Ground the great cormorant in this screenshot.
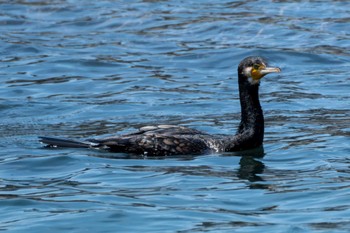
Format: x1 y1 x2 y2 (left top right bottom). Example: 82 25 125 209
39 56 281 156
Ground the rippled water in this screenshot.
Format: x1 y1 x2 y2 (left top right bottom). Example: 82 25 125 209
1 0 350 232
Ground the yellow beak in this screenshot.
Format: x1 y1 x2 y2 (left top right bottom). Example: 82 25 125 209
252 66 281 80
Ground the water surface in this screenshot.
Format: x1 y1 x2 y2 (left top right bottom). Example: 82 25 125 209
0 0 350 232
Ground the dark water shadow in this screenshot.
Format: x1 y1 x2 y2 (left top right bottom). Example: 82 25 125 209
222 147 266 185
39 144 267 190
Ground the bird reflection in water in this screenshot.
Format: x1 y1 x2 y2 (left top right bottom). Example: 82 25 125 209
235 147 266 184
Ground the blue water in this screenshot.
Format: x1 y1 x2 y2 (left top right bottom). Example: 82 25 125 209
1 0 350 232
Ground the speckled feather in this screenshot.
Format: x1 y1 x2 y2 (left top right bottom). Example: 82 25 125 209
88 125 226 156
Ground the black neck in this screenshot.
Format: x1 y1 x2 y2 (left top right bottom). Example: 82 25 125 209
238 79 264 140
226 75 264 151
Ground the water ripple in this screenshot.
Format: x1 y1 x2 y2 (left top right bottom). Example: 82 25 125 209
1 0 350 232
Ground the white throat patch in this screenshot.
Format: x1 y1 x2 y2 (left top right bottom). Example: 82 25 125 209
242 67 252 77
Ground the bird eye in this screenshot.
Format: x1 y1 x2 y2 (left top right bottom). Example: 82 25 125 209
253 64 260 70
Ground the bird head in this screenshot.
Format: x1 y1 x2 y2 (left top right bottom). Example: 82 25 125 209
238 56 281 85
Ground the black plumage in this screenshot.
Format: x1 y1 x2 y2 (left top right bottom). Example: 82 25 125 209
39 56 281 156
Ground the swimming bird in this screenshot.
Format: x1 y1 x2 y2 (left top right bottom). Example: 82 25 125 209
39 56 281 156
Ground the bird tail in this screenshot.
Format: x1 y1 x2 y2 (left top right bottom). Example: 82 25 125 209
39 136 98 148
